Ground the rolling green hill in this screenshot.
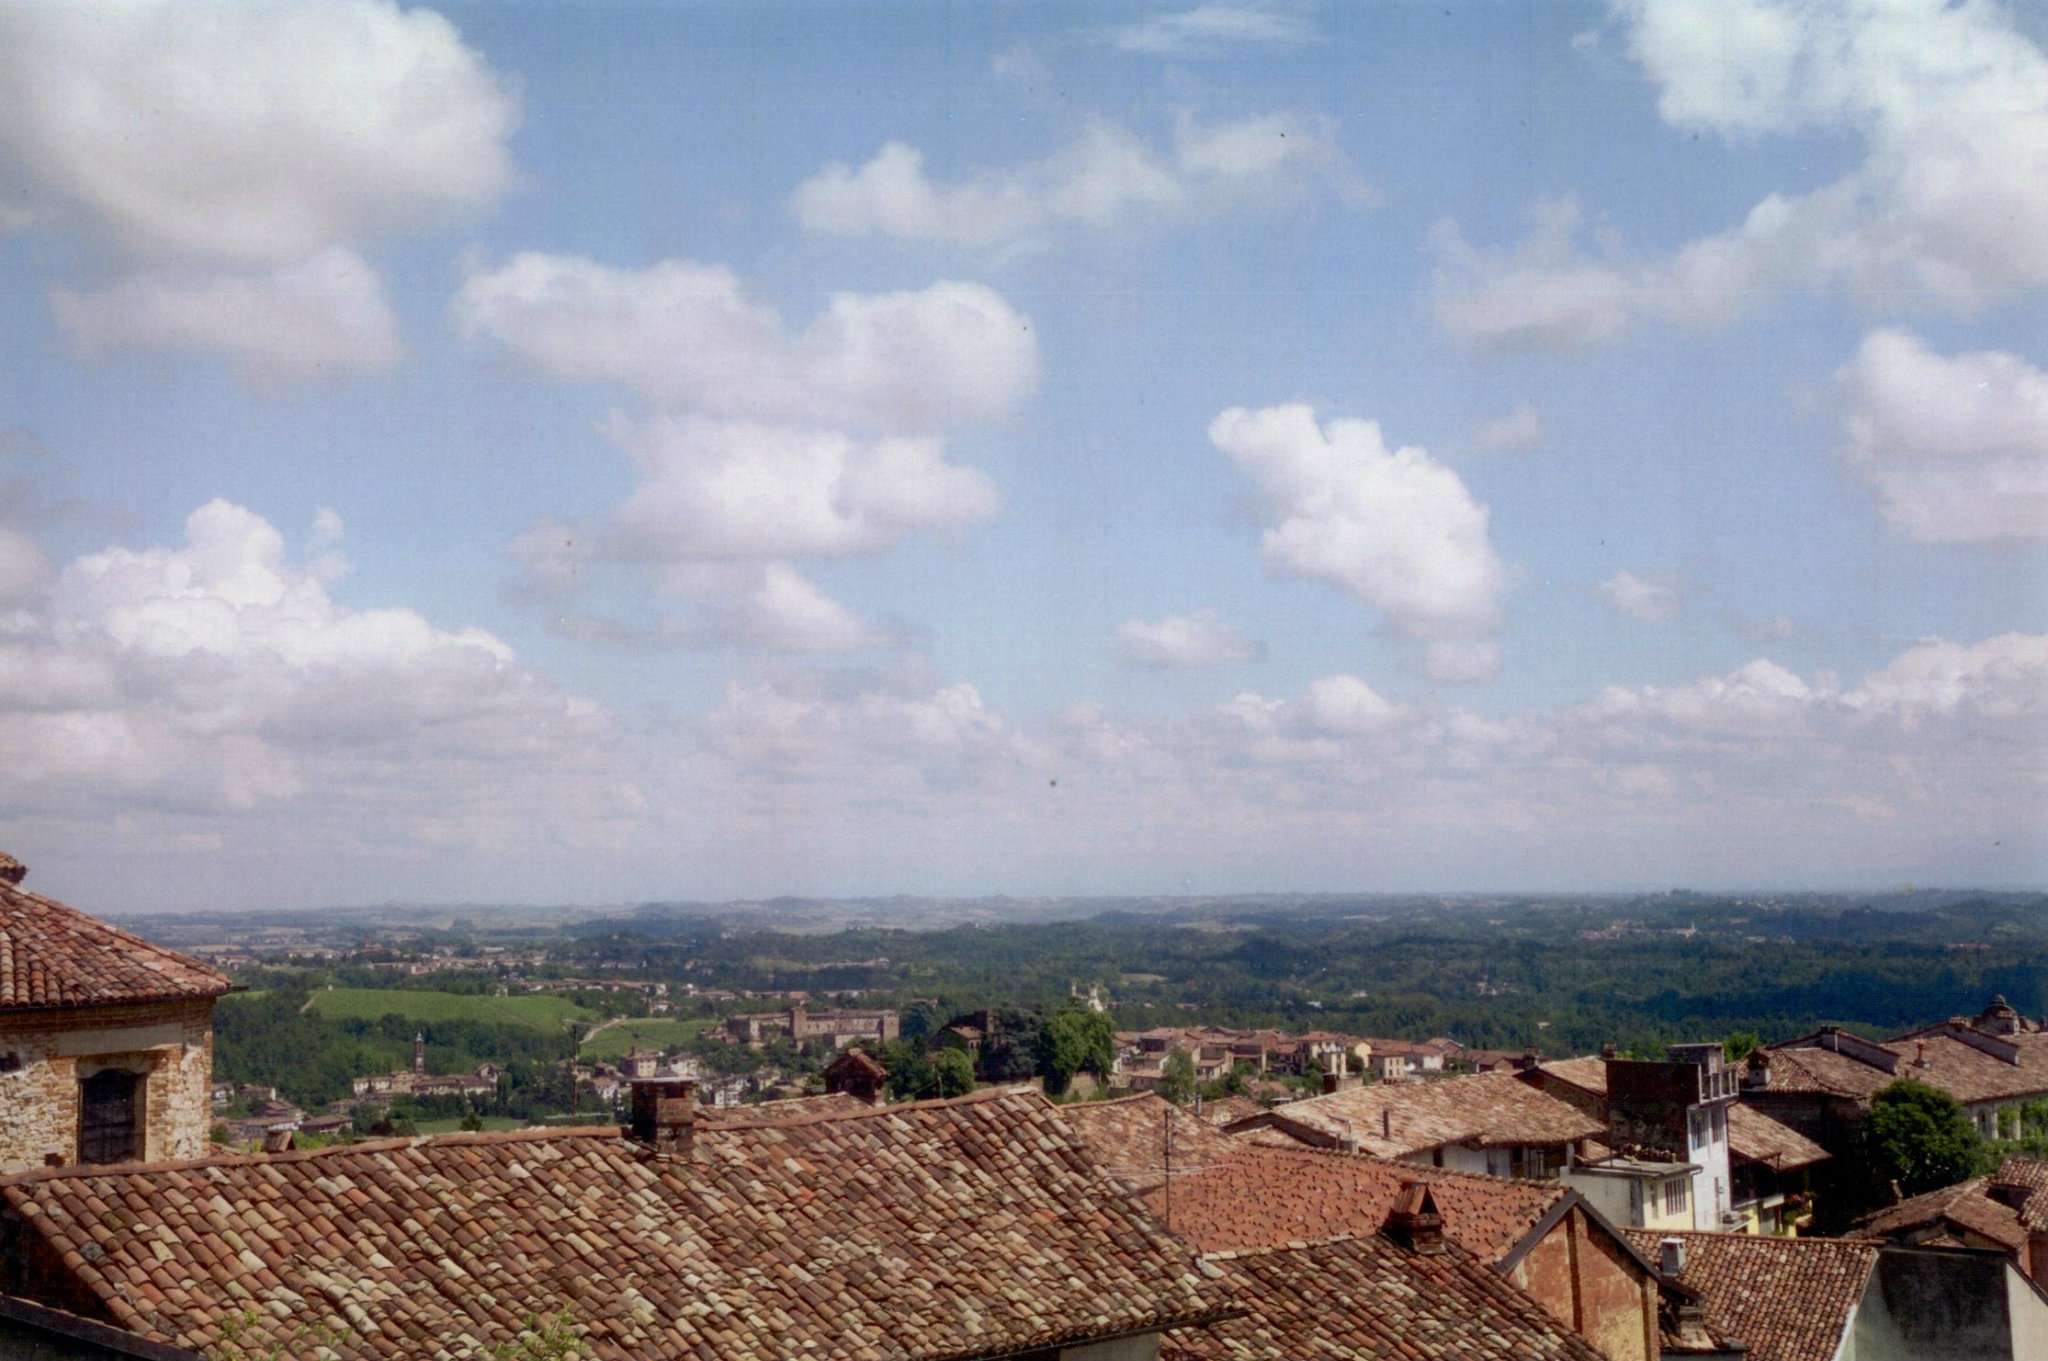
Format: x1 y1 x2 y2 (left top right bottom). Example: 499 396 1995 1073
578 1017 716 1060
305 987 595 1032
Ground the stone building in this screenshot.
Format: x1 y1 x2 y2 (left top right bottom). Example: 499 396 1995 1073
0 856 231 1173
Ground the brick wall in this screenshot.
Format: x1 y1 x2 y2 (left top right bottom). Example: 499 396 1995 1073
0 998 216 1174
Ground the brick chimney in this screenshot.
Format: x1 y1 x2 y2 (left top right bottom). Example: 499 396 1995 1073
0 852 24 885
1385 1183 1444 1255
1600 1041 1617 1060
262 1129 295 1154
1381 1107 1393 1140
628 1078 696 1158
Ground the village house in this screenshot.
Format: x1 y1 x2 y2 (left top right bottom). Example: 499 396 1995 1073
1225 1070 1603 1179
1140 1139 1685 1361
1745 997 2048 1153
1630 1228 2048 1361
0 856 232 1174
1364 1037 1450 1082
1566 1044 1742 1233
0 1083 1231 1361
1528 1050 1831 1236
821 1046 888 1106
1850 1154 2048 1288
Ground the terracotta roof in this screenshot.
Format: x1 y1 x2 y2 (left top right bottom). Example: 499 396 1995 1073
1851 1177 2028 1254
0 874 230 1012
1162 1232 1606 1361
1230 1071 1600 1158
1138 1140 1567 1263
1726 1103 1830 1170
1536 1055 1610 1096
1 1091 1230 1361
1200 1095 1266 1126
1753 1043 1896 1099
1994 1155 2048 1231
1623 1229 1877 1361
1057 1093 1240 1193
1762 1026 2048 1108
824 1047 887 1078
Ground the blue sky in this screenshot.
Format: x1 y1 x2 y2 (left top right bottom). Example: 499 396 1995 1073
0 1 2042 910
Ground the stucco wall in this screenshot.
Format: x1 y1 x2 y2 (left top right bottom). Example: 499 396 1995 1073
1506 1206 1654 1361
0 998 216 1173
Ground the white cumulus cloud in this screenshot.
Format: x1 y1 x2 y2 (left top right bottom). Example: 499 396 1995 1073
1599 570 1680 623
1209 404 1507 680
791 113 1367 247
1837 328 2048 543
0 0 518 378
1433 0 2048 350
1116 611 1262 667
456 254 1038 432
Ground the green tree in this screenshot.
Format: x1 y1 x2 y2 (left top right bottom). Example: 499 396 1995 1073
1723 1031 1763 1063
1159 1050 1197 1106
1037 1006 1114 1096
460 1109 485 1132
1859 1078 1984 1200
929 1048 976 1098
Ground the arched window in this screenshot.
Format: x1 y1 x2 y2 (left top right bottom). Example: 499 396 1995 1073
78 1068 144 1165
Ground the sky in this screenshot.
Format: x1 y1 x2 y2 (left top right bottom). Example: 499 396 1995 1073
0 0 2043 912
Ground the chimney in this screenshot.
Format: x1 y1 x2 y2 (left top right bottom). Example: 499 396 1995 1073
0 853 23 885
1600 1041 1617 1060
1381 1107 1393 1140
628 1078 696 1158
1915 1040 1930 1069
1385 1183 1445 1255
413 1032 426 1075
1659 1236 1687 1277
263 1129 295 1154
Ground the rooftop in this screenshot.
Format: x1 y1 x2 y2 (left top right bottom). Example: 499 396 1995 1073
0 861 231 1012
1136 1140 1568 1263
1056 1092 1239 1193
1623 1229 1878 1361
1850 1177 2027 1255
0 1090 1229 1361
1230 1071 1600 1158
1725 1103 1830 1171
1162 1231 1606 1361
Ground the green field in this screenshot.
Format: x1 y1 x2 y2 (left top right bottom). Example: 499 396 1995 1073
305 987 595 1031
410 1115 528 1135
578 1017 716 1060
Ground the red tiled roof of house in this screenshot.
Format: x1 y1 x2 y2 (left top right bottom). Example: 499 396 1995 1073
823 1047 888 1078
0 872 230 1012
1200 1095 1266 1126
1850 1177 2028 1254
1137 1140 1567 1262
1230 1071 1601 1159
1726 1103 1830 1171
1623 1229 1878 1361
1994 1155 2048 1231
1536 1055 1610 1096
1058 1093 1240 1193
0 1090 1230 1361
1162 1232 1606 1361
1753 1043 1897 1099
1762 1024 2048 1108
